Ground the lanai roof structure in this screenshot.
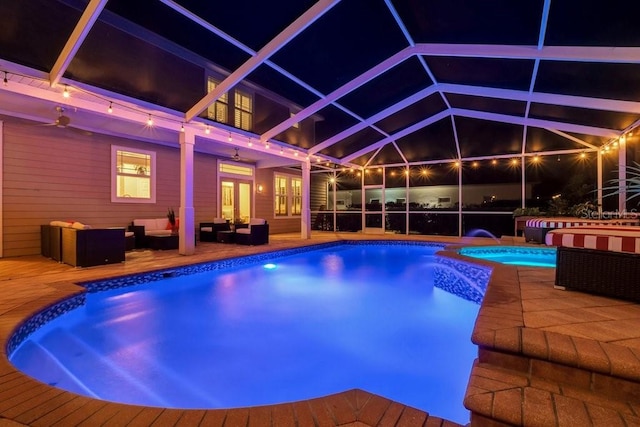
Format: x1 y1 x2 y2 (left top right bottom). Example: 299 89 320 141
1 0 640 173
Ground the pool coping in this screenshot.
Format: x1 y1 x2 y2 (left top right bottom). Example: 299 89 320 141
446 248 640 426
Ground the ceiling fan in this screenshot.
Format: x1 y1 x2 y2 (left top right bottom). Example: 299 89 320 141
41 106 72 128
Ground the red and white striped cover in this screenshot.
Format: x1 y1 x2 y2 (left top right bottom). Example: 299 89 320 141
545 226 640 254
525 217 640 229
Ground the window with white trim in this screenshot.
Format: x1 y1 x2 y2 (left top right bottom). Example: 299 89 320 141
234 89 253 131
207 77 228 123
275 175 288 216
111 145 156 203
274 174 302 217
292 177 302 215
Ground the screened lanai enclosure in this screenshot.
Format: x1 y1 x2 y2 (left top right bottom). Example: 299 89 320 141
2 0 640 240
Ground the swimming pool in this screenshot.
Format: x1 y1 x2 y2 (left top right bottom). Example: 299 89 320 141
460 245 557 267
9 242 490 425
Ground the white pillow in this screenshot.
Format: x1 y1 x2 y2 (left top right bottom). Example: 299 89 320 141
236 228 250 234
201 226 213 232
249 218 265 226
50 220 73 227
156 218 171 230
72 222 91 230
213 218 227 224
133 219 157 230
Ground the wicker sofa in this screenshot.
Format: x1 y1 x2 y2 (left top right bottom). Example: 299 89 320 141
547 226 640 302
129 217 175 248
41 222 127 267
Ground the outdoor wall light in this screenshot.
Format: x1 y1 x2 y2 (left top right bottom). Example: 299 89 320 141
257 184 263 193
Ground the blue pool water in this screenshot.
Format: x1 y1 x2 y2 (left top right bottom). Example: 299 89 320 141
10 243 487 424
460 246 557 267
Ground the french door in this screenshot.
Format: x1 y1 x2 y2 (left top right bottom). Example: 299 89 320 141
220 179 252 224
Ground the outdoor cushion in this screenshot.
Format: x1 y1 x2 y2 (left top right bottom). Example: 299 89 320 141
546 226 640 254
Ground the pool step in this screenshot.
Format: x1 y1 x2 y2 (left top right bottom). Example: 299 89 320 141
465 358 640 426
35 328 218 407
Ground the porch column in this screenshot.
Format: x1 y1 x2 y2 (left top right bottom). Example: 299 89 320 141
597 150 603 217
618 136 627 213
179 129 195 255
301 159 311 239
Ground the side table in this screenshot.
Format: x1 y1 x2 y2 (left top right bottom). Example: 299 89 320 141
217 230 235 243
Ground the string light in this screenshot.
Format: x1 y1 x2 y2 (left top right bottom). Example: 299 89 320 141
147 115 153 126
247 139 253 147
491 159 497 166
265 142 270 149
180 123 185 133
62 85 70 98
107 102 113 114
228 133 232 142
3 71 7 86
280 147 284 154
205 125 210 134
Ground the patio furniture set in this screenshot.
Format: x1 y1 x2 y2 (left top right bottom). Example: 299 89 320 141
41 217 269 268
199 218 269 246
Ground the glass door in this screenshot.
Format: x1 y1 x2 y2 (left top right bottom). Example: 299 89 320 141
220 179 252 225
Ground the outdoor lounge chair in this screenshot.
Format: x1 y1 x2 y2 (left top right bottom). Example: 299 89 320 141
235 218 269 245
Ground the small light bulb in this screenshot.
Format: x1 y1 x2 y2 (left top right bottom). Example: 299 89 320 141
3 72 8 86
147 115 153 126
180 123 185 133
205 126 210 134
107 102 113 114
63 85 70 98
265 143 270 149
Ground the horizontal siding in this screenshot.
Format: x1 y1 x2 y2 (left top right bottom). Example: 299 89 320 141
255 168 301 235
1 121 221 257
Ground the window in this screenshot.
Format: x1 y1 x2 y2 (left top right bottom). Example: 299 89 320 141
235 90 253 131
275 175 288 216
111 145 156 203
292 178 302 215
207 77 228 123
274 174 302 217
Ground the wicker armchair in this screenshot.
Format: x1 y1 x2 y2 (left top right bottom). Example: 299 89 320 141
235 218 269 245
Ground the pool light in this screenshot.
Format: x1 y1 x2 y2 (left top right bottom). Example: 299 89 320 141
263 263 277 270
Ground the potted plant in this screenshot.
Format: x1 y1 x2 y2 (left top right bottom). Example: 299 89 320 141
167 207 177 232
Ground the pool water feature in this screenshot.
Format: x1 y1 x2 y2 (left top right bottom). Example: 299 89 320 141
460 245 557 267
10 243 488 425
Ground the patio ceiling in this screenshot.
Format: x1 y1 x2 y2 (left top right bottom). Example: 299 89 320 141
2 0 640 168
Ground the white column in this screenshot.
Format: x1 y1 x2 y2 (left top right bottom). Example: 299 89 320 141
597 150 603 217
301 160 311 239
458 162 463 237
618 137 627 213
179 129 195 255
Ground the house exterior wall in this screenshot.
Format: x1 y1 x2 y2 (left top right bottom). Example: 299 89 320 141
254 168 302 235
0 119 230 257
